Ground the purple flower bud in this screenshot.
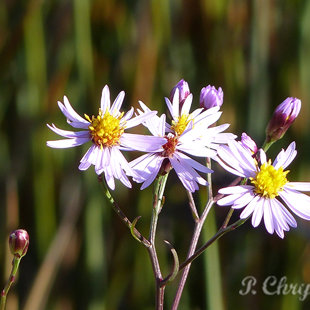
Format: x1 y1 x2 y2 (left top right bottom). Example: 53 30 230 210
200 85 223 110
9 229 29 258
169 79 191 105
266 97 301 142
240 132 258 154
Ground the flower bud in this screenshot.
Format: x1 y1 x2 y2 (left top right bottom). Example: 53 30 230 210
169 79 191 105
199 85 223 110
266 97 301 143
240 132 257 154
9 229 29 258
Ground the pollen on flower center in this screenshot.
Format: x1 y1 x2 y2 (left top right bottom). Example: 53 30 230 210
250 160 289 199
85 109 125 147
171 114 192 135
162 134 179 157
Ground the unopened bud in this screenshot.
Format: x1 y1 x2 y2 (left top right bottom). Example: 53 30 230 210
199 85 223 110
266 97 301 143
240 132 258 154
9 229 29 258
169 79 191 105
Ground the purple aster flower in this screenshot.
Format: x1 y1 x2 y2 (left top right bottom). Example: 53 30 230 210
165 87 236 148
199 85 223 110
47 85 166 190
216 140 310 238
240 132 258 154
129 91 236 192
169 79 191 106
130 113 213 192
266 97 301 143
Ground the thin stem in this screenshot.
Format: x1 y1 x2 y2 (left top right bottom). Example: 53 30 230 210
172 159 215 310
156 282 165 309
179 216 249 271
178 176 246 270
172 198 214 310
262 139 274 152
149 174 169 244
186 190 199 222
147 173 169 310
206 157 213 200
172 174 243 309
1 256 21 310
147 245 165 310
100 178 150 247
221 208 234 229
100 174 168 310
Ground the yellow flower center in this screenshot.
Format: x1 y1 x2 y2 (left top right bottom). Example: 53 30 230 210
85 109 125 147
162 135 179 157
171 114 192 136
250 160 289 199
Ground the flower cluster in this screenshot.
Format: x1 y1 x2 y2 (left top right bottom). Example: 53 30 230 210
214 95 310 238
47 86 166 190
47 81 233 192
47 81 310 238
130 85 235 192
216 139 310 238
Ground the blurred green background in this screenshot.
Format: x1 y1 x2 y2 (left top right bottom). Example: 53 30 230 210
1 0 310 309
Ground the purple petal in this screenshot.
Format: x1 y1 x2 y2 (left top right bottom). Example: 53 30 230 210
176 152 213 173
100 85 111 111
105 169 115 190
171 89 180 119
251 197 264 227
279 188 310 220
285 182 310 192
61 96 89 125
140 157 165 190
120 133 165 152
269 198 290 231
273 142 297 169
126 111 158 129
47 124 89 139
232 191 255 209
263 199 274 234
217 193 245 206
165 97 175 120
218 185 253 195
110 91 125 114
240 195 260 219
47 137 89 148
259 149 267 164
180 93 193 115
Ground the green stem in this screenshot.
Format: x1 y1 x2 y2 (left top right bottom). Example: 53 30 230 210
100 174 169 309
148 173 169 310
262 139 274 152
149 173 169 244
221 208 234 229
0 256 21 310
100 178 150 247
